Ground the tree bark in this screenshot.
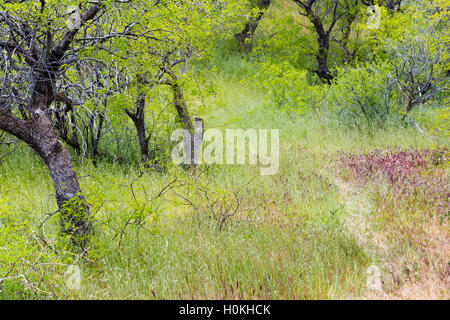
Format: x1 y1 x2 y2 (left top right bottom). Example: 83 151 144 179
163 69 194 133
316 33 333 84
89 105 107 161
126 93 151 163
33 115 89 239
161 68 201 166
301 2 335 83
2 60 91 245
172 82 194 134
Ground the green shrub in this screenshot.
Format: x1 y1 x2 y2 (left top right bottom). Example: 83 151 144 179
329 61 398 128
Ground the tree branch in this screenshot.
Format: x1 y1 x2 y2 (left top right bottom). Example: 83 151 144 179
51 3 103 61
0 107 31 143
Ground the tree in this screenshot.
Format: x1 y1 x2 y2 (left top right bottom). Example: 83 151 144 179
123 53 195 165
0 0 142 245
235 0 272 50
292 0 351 83
378 0 449 123
388 40 445 121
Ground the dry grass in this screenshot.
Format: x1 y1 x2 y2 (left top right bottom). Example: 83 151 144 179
336 148 449 299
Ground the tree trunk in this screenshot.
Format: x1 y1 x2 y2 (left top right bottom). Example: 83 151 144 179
171 82 198 167
6 63 90 245
297 1 342 84
126 93 151 163
316 34 333 84
90 104 107 162
0 2 104 248
162 70 203 166
0 105 90 246
172 82 194 134
135 118 150 163
304 5 334 84
32 110 90 244
235 0 271 50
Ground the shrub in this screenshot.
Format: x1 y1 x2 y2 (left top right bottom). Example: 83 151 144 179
329 61 397 128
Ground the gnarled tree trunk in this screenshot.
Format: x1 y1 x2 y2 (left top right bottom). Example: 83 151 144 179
161 68 205 166
0 100 90 245
32 113 89 240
